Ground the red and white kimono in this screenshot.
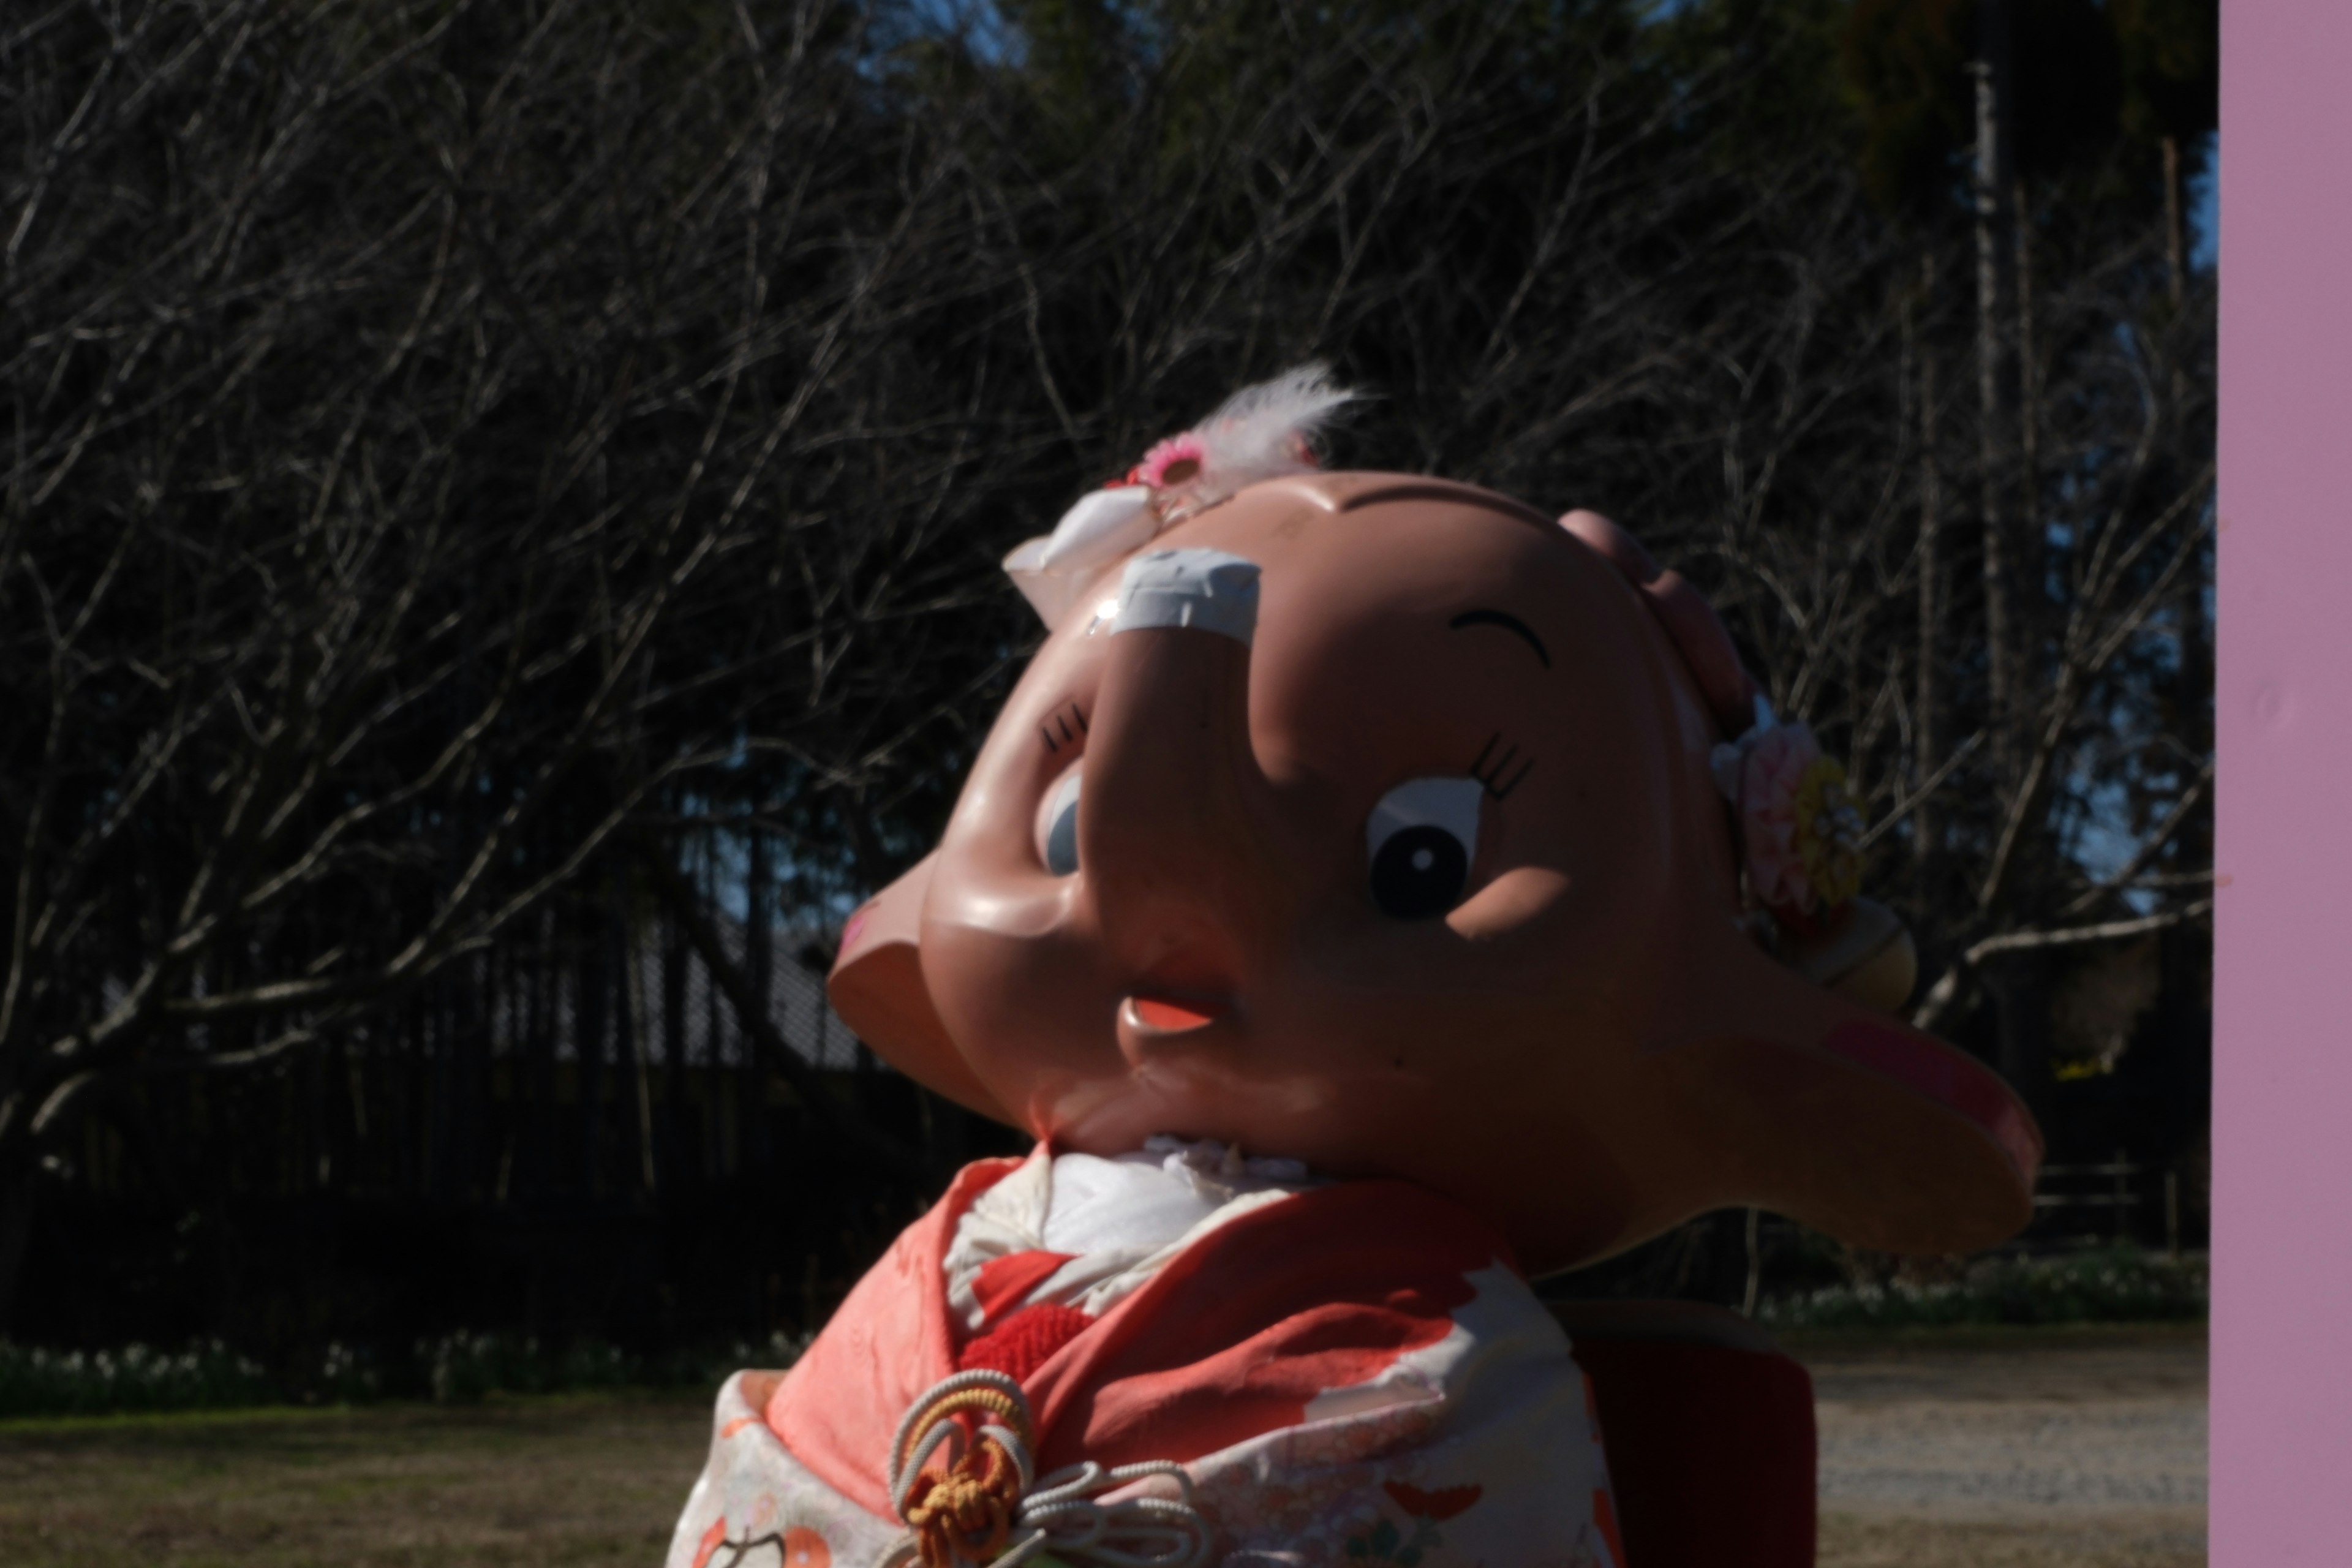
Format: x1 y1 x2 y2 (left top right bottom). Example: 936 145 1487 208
666 1142 1626 1567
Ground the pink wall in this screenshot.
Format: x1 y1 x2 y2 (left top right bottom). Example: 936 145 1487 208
2215 6 2352 1561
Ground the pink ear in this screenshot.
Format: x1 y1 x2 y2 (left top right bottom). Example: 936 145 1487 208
1559 510 1758 735
827 853 1011 1123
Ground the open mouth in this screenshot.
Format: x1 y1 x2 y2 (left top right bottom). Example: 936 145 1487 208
1123 990 1232 1035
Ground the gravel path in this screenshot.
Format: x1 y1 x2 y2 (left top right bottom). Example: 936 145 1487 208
1796 1327 2208 1567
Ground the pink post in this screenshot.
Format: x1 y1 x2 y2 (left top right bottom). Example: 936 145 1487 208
2215 7 2352 1561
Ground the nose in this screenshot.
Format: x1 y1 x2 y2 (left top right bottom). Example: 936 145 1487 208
1079 549 1289 986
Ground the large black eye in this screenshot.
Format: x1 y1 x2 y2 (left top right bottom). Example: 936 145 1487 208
1038 771 1082 876
1370 826 1469 918
1365 778 1483 920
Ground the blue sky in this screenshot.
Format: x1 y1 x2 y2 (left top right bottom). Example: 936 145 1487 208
2191 132 2219 269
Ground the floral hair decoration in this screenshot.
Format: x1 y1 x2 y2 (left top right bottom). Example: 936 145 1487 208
1131 431 1209 490
1001 366 1354 625
1710 699 1866 940
1558 509 1900 999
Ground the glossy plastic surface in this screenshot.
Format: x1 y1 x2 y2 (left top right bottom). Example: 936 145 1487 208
832 472 2039 1273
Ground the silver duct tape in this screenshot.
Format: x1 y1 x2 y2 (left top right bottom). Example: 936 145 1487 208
1110 548 1261 646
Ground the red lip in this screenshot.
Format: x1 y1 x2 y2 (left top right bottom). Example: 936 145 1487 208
1125 992 1231 1034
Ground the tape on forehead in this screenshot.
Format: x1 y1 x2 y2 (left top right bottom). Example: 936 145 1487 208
1557 510 1757 737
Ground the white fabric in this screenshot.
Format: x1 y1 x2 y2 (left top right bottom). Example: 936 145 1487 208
1001 485 1159 626
1046 1138 1313 1253
1039 486 1159 570
943 1138 1316 1330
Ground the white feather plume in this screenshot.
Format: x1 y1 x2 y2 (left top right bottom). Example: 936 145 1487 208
1188 363 1355 499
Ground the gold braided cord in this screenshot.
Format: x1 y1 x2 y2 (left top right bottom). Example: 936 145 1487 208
890 1382 1033 1480
903 1439 1020 1568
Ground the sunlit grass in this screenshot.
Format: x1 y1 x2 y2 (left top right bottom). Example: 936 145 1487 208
0 1393 715 1568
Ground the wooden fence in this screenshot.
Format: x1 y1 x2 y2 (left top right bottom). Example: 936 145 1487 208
19 885 1005 1356
2030 1152 2195 1256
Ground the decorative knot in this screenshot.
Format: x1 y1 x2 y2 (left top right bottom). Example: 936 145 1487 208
888 1372 1037 1568
902 1432 1021 1566
883 1368 1210 1568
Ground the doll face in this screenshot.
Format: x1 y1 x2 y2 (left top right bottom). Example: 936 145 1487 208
912 478 1735 1242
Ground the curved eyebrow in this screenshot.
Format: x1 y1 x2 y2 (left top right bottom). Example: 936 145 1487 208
1449 608 1551 670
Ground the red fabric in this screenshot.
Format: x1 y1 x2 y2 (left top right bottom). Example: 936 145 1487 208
763 1158 1022 1518
1018 1179 1506 1474
959 1303 1093 1381
1569 1338 1817 1568
765 1158 1517 1516
968 1249 1079 1328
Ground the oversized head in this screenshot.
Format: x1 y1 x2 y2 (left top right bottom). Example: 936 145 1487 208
831 373 2039 1275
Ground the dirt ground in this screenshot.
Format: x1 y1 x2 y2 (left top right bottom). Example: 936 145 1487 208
0 1325 2206 1566
1804 1325 2208 1567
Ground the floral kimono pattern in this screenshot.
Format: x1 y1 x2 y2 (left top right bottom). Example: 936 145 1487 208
666 1152 1625 1567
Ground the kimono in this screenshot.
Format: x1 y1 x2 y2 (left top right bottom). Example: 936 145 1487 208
665 1140 1625 1568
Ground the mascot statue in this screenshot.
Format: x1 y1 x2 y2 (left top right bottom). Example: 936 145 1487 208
666 370 2040 1568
